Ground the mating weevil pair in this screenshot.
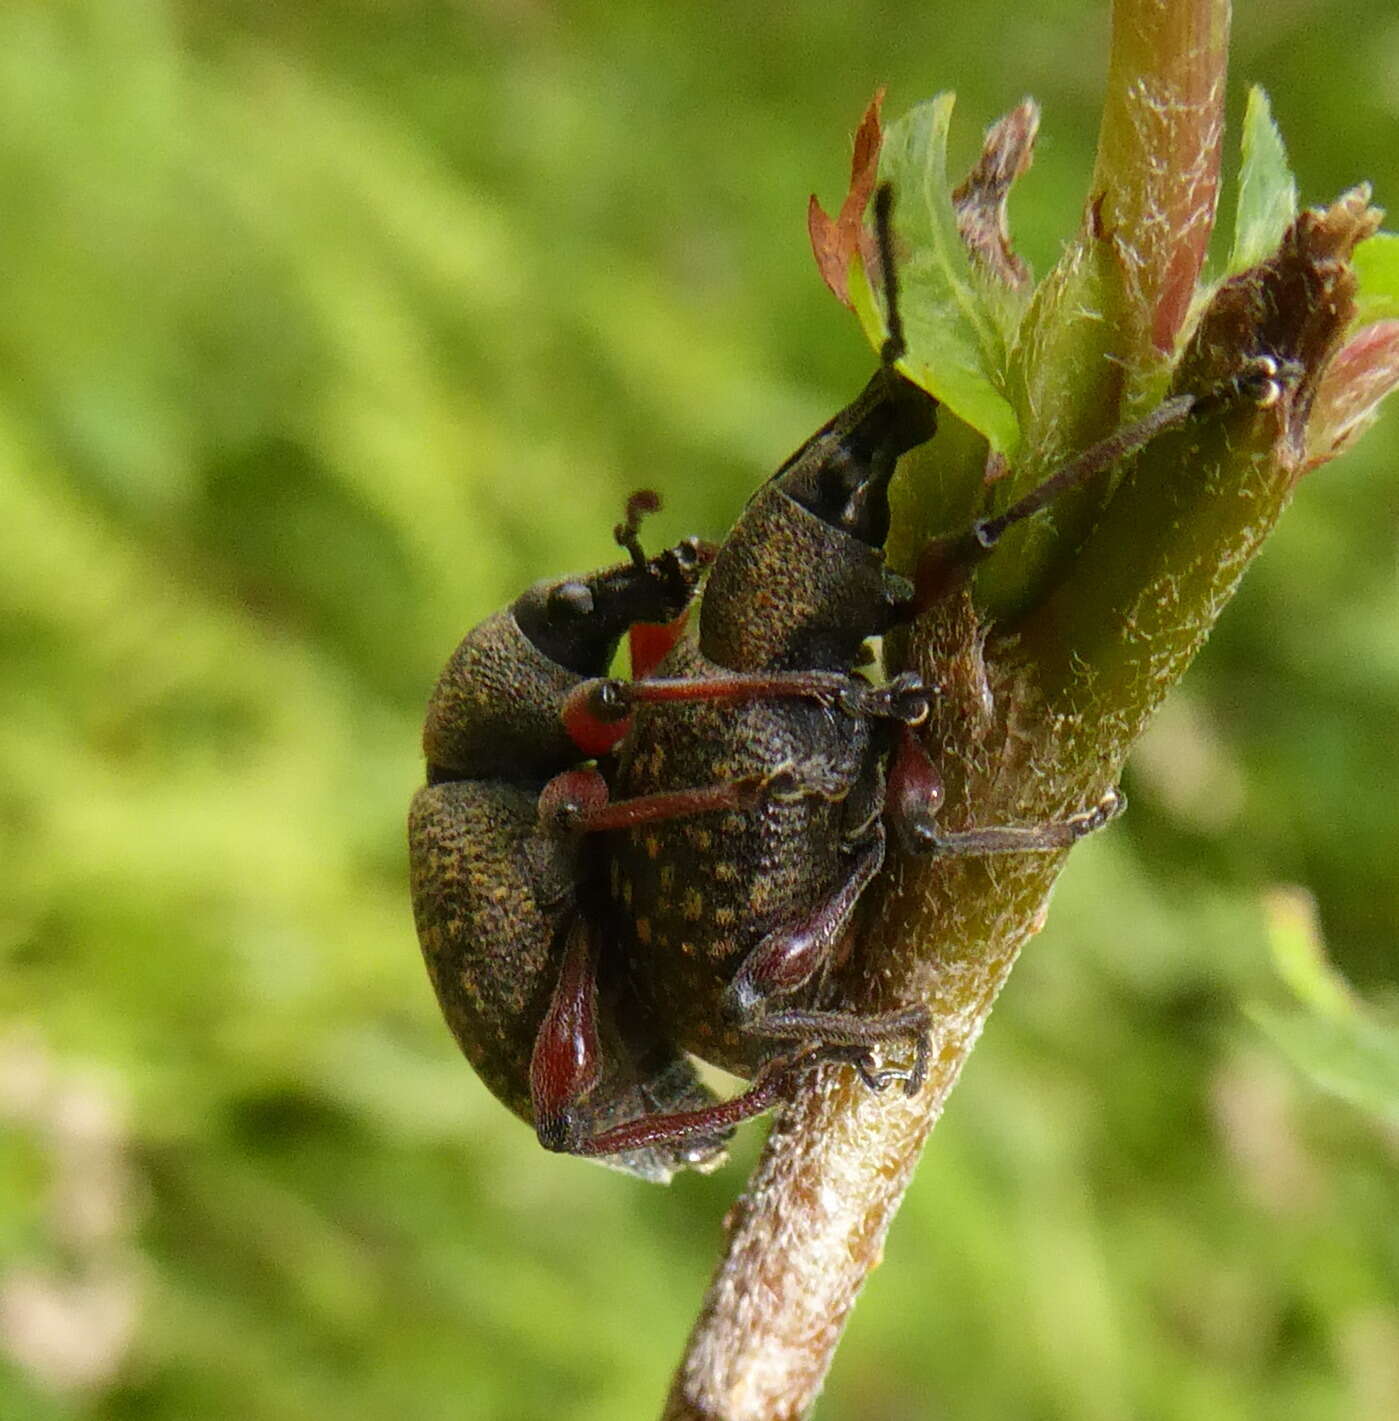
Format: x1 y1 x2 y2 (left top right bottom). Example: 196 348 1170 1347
409 184 1284 1182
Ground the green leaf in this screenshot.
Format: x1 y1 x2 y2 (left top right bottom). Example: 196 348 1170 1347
1247 1004 1399 1127
1351 232 1399 326
1229 87 1297 273
1260 886 1355 1019
975 210 1130 618
1245 886 1399 1125
853 95 1020 455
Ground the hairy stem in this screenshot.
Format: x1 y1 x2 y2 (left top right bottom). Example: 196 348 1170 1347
1092 0 1229 371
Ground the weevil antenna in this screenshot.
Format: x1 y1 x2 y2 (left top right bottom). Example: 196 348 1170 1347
614 489 662 570
874 183 906 367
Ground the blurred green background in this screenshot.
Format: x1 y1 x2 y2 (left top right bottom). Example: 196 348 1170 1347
1 2 1396 1418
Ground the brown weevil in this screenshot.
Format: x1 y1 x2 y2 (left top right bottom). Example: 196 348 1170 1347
408 498 758 1181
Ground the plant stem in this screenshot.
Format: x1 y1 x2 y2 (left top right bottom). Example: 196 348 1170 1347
1092 0 1229 373
663 590 1078 1421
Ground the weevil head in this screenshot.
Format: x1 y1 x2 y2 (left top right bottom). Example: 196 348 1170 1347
423 535 712 783
513 535 712 676
773 366 937 548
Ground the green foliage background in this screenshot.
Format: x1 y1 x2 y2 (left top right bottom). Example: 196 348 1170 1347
1 2 1396 1418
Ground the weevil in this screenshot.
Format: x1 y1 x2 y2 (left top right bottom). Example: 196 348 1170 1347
411 183 1285 1169
408 500 752 1181
546 186 1273 1160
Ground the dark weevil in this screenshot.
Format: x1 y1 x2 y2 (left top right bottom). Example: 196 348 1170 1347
546 186 1287 1161
548 186 1138 1159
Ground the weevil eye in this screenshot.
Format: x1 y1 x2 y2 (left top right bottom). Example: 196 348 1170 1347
817 452 861 508
548 580 595 619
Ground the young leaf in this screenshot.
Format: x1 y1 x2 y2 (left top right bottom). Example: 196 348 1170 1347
950 101 1038 293
977 200 1129 618
1229 86 1298 274
1260 887 1355 1019
949 100 1039 343
1350 231 1399 326
1246 1006 1399 1127
1306 318 1399 467
808 91 885 308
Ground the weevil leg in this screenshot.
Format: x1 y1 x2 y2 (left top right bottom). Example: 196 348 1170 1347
906 792 1125 857
909 398 1198 607
572 1057 805 1158
529 919 735 1165
911 357 1290 610
723 835 885 1019
636 669 930 724
629 1051 734 1170
537 756 882 838
884 721 1125 857
756 1008 932 1099
529 917 817 1160
713 828 932 1098
573 1036 920 1158
531 862 930 1158
562 668 930 756
529 917 604 1152
574 1028 932 1157
822 1042 928 1095
537 766 770 836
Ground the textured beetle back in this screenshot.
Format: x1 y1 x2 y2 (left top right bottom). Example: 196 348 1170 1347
409 778 567 1118
700 485 907 672
422 610 584 782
